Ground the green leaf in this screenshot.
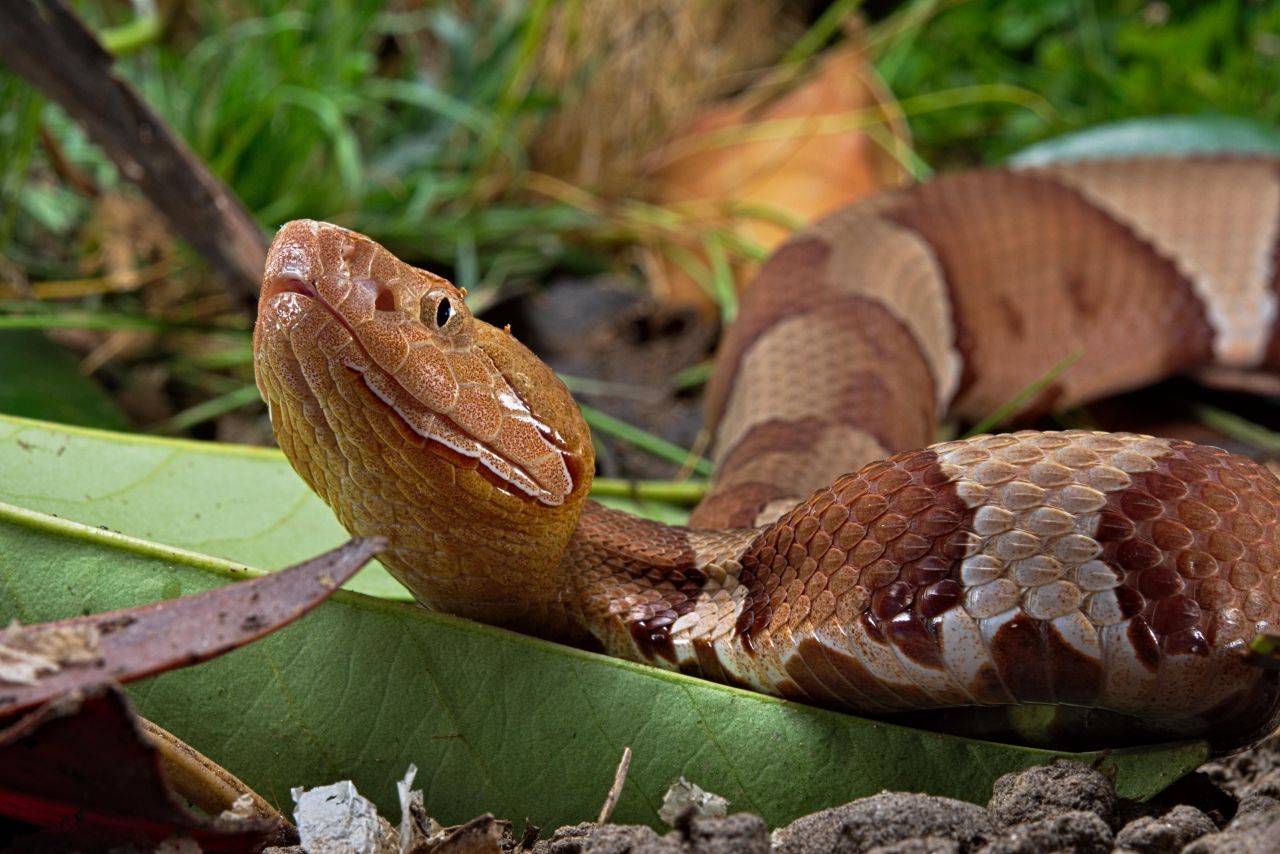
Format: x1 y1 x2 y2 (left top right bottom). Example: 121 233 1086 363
0 331 128 430
1008 116 1280 166
0 414 1210 827
0 413 404 601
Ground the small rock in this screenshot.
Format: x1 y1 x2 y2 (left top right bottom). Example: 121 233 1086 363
1241 768 1280 800
1225 794 1280 835
1199 734 1280 797
1114 804 1216 853
535 822 680 854
1113 772 1236 830
1182 832 1271 853
771 792 995 853
976 811 1111 854
1181 794 1280 854
679 813 769 854
987 761 1115 828
866 837 962 853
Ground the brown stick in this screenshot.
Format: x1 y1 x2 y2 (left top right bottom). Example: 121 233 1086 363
597 746 633 824
0 0 268 314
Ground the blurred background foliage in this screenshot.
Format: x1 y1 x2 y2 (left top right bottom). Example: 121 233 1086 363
1 0 1279 463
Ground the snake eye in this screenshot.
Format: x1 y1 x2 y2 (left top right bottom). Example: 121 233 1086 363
423 293 458 331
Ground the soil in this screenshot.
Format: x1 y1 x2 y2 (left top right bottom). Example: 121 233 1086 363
267 735 1280 852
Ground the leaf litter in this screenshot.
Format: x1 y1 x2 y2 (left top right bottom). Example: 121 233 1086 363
0 537 385 850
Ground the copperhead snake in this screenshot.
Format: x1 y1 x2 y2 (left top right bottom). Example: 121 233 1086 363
253 157 1280 753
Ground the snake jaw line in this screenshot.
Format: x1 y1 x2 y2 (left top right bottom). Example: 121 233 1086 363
256 220 595 626
257 220 579 508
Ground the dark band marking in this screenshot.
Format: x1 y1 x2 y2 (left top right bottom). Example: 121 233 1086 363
698 296 938 529
681 638 750 689
691 481 791 530
704 238 833 426
1094 441 1280 664
990 614 1054 703
735 449 976 709
886 169 1215 417
1044 622 1102 705
1200 675 1280 753
626 562 706 663
574 503 707 663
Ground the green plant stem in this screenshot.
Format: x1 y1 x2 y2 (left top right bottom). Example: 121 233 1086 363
1192 405 1280 452
99 9 164 56
781 0 866 66
590 478 707 505
578 403 713 477
964 350 1082 437
148 385 263 435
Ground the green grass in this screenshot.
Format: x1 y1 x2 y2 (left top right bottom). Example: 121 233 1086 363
3 0 1280 475
5 0 601 294
877 0 1280 166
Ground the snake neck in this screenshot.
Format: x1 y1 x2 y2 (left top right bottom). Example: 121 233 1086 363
560 502 759 662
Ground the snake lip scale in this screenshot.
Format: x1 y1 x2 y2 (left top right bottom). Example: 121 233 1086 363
254 159 1280 754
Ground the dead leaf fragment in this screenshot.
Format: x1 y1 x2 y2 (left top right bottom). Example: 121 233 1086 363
0 684 289 850
0 537 386 717
646 43 910 310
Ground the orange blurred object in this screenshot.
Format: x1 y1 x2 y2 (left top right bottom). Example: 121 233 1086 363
645 44 911 312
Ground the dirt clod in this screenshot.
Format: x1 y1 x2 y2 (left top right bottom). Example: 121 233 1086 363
986 760 1116 829
680 814 769 854
976 810 1112 854
865 837 961 853
535 821 678 854
1114 804 1217 853
771 792 995 853
1181 793 1280 853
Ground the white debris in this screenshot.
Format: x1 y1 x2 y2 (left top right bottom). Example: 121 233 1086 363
397 764 440 853
658 777 729 827
0 620 101 685
219 792 258 822
292 780 392 853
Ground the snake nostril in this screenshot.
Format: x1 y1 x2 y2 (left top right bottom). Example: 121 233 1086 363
374 287 396 312
265 271 317 301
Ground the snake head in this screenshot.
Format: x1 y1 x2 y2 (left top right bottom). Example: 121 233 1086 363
255 220 593 514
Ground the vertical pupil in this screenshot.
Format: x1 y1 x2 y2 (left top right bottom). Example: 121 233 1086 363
435 298 452 327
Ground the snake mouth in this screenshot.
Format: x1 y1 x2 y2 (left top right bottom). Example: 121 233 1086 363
262 263 574 507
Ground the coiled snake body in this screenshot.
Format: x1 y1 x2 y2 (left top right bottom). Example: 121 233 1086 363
254 158 1280 752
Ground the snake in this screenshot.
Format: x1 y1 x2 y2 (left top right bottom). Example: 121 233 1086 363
253 157 1280 753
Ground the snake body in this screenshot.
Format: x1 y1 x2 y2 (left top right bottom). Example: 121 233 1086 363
254 158 1280 752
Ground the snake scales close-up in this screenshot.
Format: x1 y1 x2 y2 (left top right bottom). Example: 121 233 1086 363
253 156 1280 755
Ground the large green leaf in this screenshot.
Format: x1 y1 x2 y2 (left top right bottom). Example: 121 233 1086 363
0 412 405 600
0 414 1209 828
1009 116 1280 166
